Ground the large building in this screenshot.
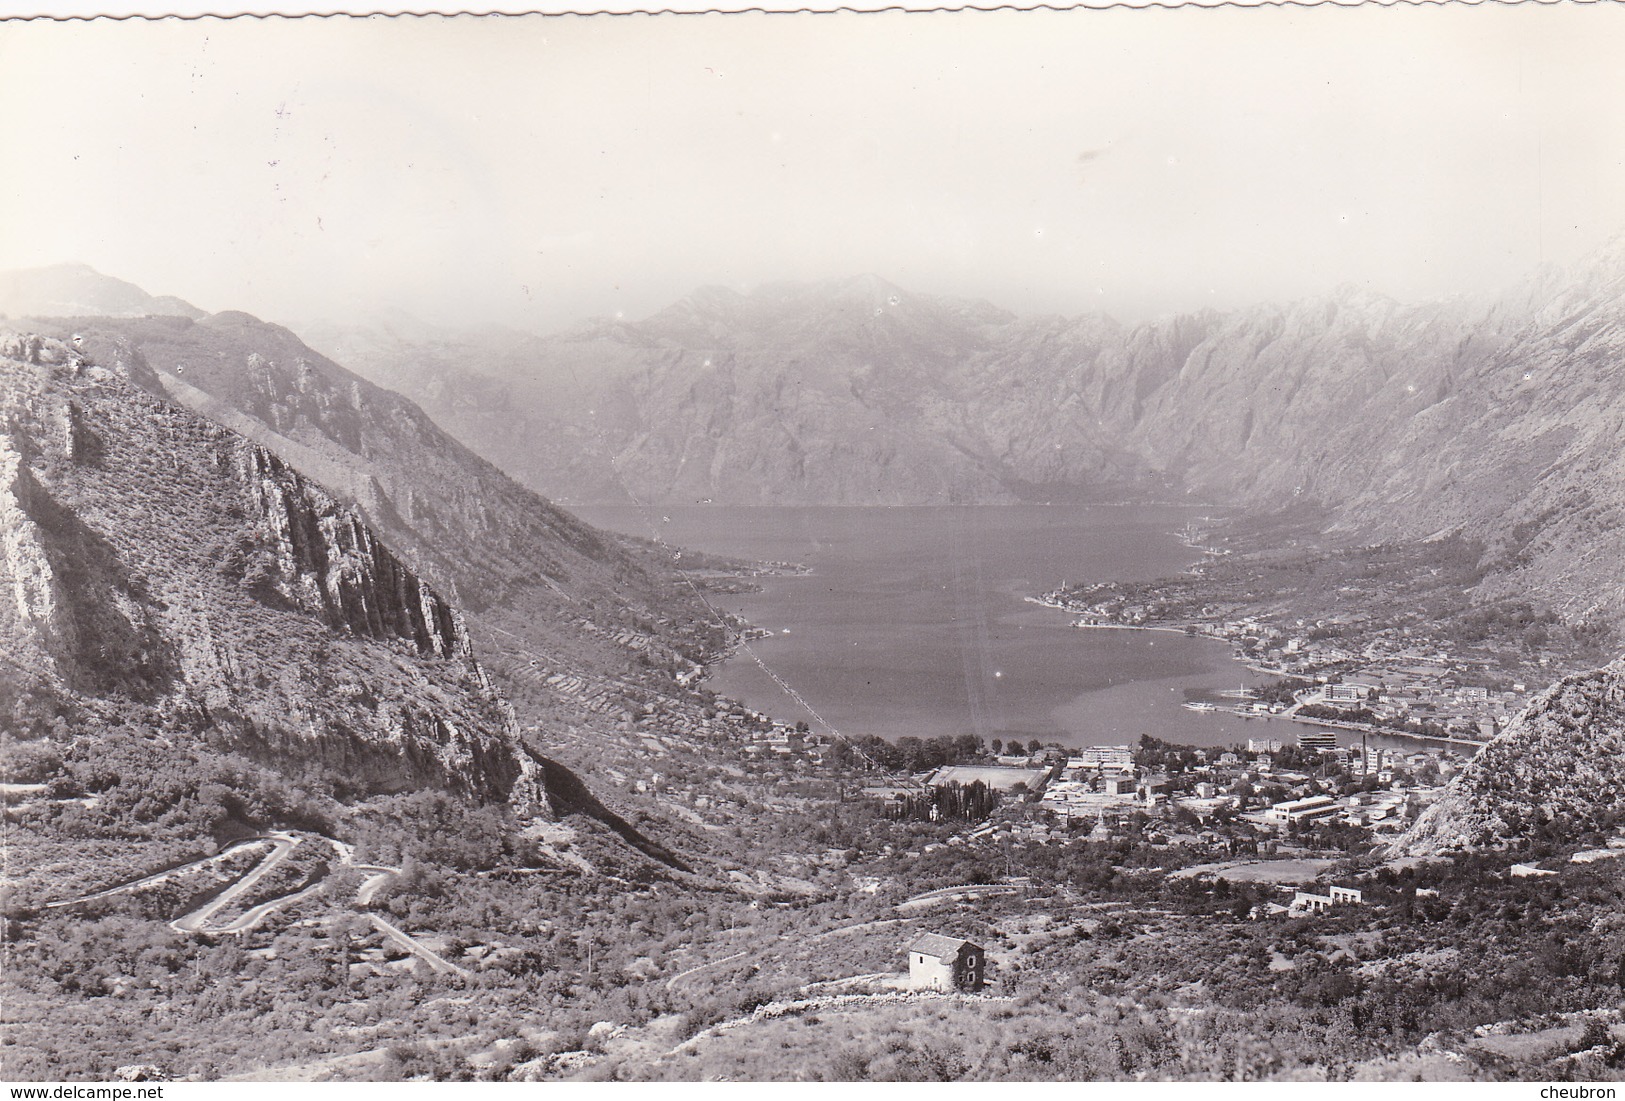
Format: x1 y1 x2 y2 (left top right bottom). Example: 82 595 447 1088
1323 683 1367 704
1297 729 1339 751
907 934 986 992
1102 772 1136 796
1266 795 1341 825
1069 745 1135 772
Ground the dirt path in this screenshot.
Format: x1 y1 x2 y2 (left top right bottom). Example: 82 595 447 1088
665 949 748 991
805 917 906 942
0 782 48 797
211 880 327 935
367 913 470 976
311 836 464 974
354 867 398 906
324 835 402 906
895 884 1017 911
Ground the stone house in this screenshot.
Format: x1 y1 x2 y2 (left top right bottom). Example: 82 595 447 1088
907 933 985 992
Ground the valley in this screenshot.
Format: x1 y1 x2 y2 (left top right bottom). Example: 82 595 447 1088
6 8 1625 1084
3 264 1624 1085
311 237 1625 632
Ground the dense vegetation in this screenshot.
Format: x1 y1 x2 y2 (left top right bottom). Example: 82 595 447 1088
8 689 1623 1084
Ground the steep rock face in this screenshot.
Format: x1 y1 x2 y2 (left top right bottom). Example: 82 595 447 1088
5 279 740 867
240 444 473 663
1396 656 1625 855
0 433 79 679
0 334 545 812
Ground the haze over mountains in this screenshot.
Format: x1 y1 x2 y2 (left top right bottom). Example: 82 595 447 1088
298 238 1625 627
5 257 1625 1081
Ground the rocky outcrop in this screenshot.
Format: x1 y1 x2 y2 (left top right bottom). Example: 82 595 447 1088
239 444 473 662
0 335 546 813
1395 656 1625 855
19 304 722 696
0 434 73 679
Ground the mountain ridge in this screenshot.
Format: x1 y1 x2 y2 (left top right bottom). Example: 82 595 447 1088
284 242 1625 625
0 333 544 810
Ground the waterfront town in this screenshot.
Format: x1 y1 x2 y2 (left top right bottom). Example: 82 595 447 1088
491 545 1525 877
540 637 1489 868
1030 523 1587 747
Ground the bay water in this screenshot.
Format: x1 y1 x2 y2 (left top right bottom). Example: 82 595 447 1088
576 503 1301 751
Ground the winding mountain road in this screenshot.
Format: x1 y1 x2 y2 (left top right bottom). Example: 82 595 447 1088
171 831 302 933
45 838 274 910
46 831 467 975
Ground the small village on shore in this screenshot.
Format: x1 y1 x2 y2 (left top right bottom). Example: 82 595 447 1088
1027 517 1587 750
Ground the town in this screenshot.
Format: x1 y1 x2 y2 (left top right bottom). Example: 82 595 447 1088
481 573 1496 880
870 732 1472 862
1027 521 1605 747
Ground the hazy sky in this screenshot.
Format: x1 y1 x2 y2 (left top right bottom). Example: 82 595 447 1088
3 8 1624 332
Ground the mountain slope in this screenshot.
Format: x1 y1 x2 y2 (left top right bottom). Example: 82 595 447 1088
0 332 542 809
0 263 203 322
2 274 754 871
305 241 1625 625
1125 253 1625 624
12 308 732 737
305 275 1118 507
1395 656 1625 855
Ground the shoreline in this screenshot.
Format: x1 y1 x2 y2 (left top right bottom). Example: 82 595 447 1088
1070 621 1192 637
680 510 1495 755
1029 554 1491 756
1276 711 1487 751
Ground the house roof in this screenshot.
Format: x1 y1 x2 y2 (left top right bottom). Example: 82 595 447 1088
909 933 976 959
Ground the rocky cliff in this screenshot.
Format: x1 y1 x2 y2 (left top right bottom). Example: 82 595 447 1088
0 333 545 811
1 283 729 866
1395 656 1625 856
9 303 727 704
238 444 475 664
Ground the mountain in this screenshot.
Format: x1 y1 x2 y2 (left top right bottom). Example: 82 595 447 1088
304 275 1066 506
1123 255 1625 623
1394 656 1625 855
0 332 542 808
306 240 1625 625
0 263 204 322
0 271 756 873
6 297 733 739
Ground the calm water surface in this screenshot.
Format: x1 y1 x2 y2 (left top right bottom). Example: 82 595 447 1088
577 504 1304 751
